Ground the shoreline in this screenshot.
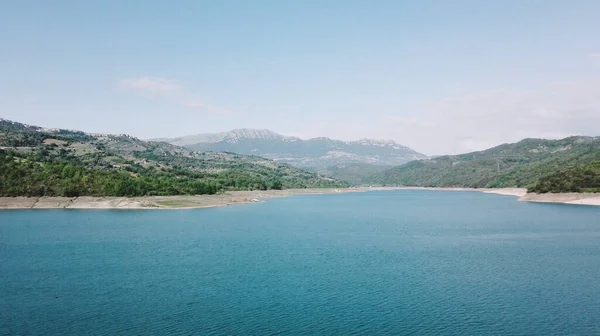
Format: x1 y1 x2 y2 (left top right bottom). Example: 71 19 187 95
0 188 365 210
0 187 598 210
369 187 528 197
381 187 600 206
518 192 600 206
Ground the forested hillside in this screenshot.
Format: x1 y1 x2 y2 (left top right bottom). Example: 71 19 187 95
528 161 600 193
0 119 347 197
369 137 600 189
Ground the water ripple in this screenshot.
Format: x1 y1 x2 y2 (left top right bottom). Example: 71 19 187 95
2 191 600 335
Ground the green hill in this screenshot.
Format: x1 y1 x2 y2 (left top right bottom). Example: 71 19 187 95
528 161 600 193
369 137 600 188
0 119 347 197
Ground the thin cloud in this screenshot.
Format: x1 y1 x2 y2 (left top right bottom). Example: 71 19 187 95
384 116 434 128
590 52 600 66
118 77 230 115
381 77 600 155
589 52 600 59
118 77 180 93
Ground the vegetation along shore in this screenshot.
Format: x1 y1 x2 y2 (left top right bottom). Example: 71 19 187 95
1 119 599 209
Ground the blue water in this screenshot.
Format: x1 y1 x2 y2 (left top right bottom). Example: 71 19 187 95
1 190 600 335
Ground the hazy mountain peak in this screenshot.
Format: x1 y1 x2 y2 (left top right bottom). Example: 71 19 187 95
157 129 427 168
153 128 300 146
351 138 408 149
223 128 287 143
308 136 333 141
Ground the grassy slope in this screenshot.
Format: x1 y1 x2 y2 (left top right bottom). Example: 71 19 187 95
369 137 600 188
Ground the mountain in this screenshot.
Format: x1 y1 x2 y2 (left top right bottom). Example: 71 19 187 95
0 119 347 197
155 129 288 146
369 136 600 188
154 129 427 183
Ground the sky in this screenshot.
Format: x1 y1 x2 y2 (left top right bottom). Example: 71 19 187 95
1 0 599 155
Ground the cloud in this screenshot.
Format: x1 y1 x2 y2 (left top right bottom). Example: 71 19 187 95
118 77 230 115
118 77 180 93
382 78 600 155
590 52 600 66
384 116 434 128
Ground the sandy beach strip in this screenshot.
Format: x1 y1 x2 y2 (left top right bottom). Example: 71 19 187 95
481 188 528 197
378 187 600 205
368 186 528 197
518 192 600 206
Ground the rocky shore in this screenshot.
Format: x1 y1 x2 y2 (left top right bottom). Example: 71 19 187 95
0 188 364 210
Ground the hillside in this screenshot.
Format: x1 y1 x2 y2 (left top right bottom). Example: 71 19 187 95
528 161 600 193
370 137 600 188
0 119 347 197
154 129 427 169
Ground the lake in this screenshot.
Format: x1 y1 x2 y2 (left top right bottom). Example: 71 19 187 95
1 190 600 335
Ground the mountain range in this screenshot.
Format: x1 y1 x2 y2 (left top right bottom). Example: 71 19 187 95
154 129 427 183
154 129 427 166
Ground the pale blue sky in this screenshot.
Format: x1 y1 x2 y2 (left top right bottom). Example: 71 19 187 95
1 0 599 154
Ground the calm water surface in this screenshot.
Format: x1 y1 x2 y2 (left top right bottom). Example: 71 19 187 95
1 190 600 335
